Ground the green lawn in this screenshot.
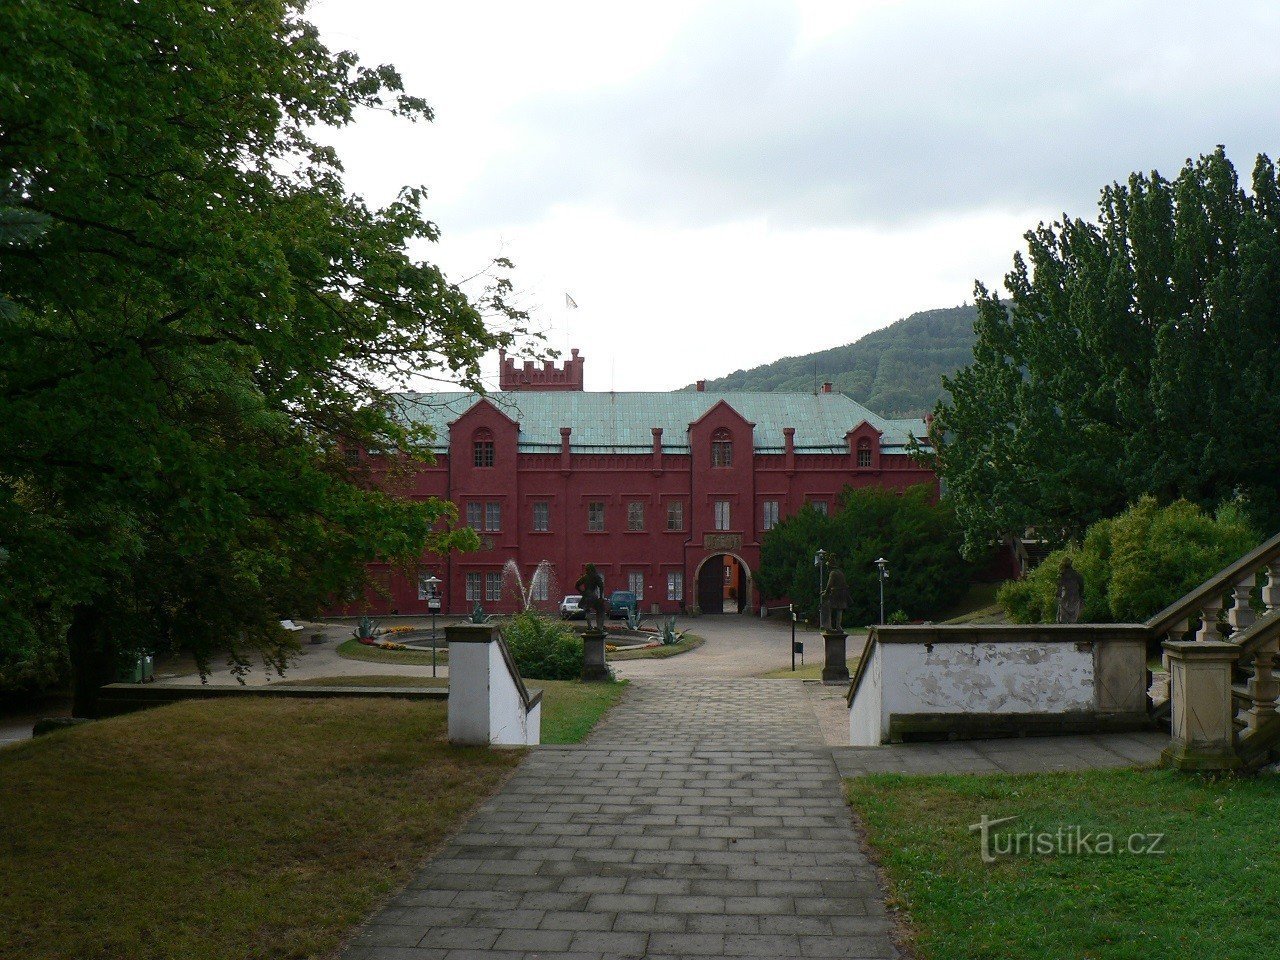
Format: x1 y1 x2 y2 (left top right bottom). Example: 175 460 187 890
335 636 449 666
273 674 626 745
0 698 520 960
847 768 1280 959
608 633 705 661
756 658 860 680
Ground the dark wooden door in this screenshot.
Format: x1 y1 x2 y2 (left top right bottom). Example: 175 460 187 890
698 556 725 614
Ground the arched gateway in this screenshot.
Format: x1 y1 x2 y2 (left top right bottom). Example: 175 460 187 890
694 553 752 614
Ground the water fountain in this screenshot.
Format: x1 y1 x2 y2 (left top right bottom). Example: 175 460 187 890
501 559 557 612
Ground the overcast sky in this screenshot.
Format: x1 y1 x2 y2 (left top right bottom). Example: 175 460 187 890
308 0 1280 392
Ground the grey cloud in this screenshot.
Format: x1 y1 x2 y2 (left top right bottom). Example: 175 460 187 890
443 0 1280 229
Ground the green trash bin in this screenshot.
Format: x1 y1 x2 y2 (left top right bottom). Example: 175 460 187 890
117 652 155 683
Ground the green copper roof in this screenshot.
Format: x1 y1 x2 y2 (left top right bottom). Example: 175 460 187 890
394 391 929 454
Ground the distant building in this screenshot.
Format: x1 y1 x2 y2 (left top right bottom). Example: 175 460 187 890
334 349 937 616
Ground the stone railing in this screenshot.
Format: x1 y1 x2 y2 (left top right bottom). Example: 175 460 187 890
447 622 543 746
847 623 1152 745
1155 531 1280 770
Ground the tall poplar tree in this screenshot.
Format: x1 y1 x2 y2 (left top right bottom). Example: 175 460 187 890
0 2 523 712
935 148 1280 557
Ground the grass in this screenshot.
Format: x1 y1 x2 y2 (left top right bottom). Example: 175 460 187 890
756 658 860 680
335 636 450 666
0 697 521 960
272 674 627 745
846 768 1280 960
608 633 705 661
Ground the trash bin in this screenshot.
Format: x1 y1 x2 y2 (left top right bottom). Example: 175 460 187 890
117 652 155 683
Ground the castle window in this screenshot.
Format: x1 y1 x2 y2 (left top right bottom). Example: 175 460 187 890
763 500 780 531
714 500 731 531
484 502 501 532
627 501 645 531
532 501 549 532
667 571 684 601
667 501 684 531
857 438 873 468
587 501 605 532
711 428 733 468
466 502 482 529
473 429 495 467
465 572 482 602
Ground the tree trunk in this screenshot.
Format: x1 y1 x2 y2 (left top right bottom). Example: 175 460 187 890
68 604 114 719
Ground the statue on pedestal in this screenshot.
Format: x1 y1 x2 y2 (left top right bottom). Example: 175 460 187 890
1056 558 1084 624
575 563 607 634
821 562 851 634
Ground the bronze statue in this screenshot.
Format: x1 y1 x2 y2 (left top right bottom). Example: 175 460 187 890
575 563 607 633
821 562 852 633
1056 558 1084 624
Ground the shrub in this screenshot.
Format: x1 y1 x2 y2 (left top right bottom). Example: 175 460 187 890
999 497 1259 624
501 612 583 681
756 484 972 627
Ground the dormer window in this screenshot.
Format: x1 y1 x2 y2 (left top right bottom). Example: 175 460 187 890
473 429 495 467
711 428 733 468
857 438 873 468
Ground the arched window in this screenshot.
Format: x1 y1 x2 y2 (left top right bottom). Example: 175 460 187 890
857 437 873 468
711 428 733 468
473 428 495 467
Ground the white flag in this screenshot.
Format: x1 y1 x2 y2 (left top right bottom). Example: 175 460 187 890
565 292 579 309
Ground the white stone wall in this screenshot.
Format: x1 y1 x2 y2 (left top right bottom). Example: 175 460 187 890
850 638 1096 745
448 634 541 746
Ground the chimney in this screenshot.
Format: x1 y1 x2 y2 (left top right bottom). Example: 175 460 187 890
783 427 796 475
696 380 706 392
822 382 833 394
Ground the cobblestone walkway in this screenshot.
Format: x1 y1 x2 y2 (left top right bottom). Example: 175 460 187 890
344 678 899 959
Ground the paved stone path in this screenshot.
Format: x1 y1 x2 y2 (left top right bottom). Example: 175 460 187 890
344 677 899 959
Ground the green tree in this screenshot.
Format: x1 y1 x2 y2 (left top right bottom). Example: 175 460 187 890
998 497 1258 625
756 485 970 627
0 2 525 712
935 147 1280 557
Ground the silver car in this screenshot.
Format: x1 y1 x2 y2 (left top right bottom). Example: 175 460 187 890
559 595 585 619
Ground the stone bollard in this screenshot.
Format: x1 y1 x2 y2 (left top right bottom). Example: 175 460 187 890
447 622 542 746
1161 640 1241 771
822 629 851 685
581 628 610 683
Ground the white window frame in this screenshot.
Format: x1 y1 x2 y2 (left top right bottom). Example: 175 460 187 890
714 500 731 531
532 501 549 532
667 500 684 531
627 501 645 532
667 571 684 601
465 572 482 602
763 500 780 531
628 570 645 600
466 502 482 529
484 501 501 532
484 571 502 602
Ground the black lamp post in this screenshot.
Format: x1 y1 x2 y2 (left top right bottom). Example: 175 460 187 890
875 557 889 625
424 574 442 677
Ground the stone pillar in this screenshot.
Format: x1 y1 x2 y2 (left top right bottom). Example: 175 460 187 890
1161 640 1242 771
822 629 851 685
582 629 610 683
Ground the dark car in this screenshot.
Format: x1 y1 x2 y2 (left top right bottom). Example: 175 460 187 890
607 590 639 619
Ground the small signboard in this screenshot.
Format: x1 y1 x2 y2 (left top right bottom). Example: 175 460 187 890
428 598 441 611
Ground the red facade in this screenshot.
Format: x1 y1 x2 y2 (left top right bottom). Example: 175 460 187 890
332 354 937 617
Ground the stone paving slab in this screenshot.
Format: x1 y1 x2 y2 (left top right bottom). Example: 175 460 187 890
832 730 1167 777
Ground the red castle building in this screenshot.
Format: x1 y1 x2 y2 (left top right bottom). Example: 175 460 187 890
339 348 937 616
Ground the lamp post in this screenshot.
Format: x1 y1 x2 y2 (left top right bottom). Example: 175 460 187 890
814 548 827 628
424 574 442 677
874 557 889 625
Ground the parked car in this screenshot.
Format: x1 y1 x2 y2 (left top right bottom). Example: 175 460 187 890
559 595 585 619
608 590 639 620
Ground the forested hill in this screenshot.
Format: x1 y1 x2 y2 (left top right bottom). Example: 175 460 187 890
686 304 977 419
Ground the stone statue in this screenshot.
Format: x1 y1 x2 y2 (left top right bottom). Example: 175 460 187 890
575 563 607 634
1056 558 1085 624
821 563 852 633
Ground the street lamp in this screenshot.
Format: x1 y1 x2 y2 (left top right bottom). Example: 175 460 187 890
814 548 827 627
424 575 442 677
874 557 889 625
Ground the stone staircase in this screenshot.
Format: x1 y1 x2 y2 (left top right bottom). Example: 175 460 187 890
1150 530 1280 771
